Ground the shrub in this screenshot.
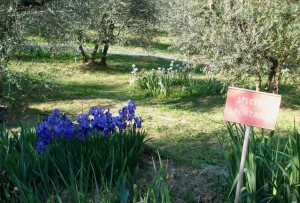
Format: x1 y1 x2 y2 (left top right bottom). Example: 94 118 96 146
135 62 224 97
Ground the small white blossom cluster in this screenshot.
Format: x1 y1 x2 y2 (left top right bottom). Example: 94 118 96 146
130 64 138 85
131 64 138 74
154 61 187 74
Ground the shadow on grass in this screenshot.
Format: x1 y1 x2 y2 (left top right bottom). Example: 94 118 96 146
149 128 226 168
280 83 300 109
10 73 299 122
139 94 226 113
6 47 300 125
149 41 171 52
79 54 174 74
117 35 172 53
15 45 176 65
15 46 175 74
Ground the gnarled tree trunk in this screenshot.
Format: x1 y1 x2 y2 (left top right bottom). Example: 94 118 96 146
0 63 3 104
254 67 262 91
99 42 109 67
79 44 88 63
273 65 282 94
264 57 278 92
90 39 99 65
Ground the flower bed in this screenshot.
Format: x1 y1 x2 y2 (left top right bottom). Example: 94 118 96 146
0 101 171 202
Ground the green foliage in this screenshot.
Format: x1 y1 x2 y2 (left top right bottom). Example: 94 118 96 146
0 124 171 202
186 76 224 96
223 123 300 202
136 62 223 97
2 65 58 103
163 0 300 92
0 125 143 202
22 0 160 64
145 153 171 203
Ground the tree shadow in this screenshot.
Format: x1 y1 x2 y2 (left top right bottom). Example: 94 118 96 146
279 83 300 110
140 94 226 113
77 54 174 75
149 128 227 168
7 47 300 127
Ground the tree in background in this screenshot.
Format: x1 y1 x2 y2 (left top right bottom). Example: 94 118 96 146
162 0 300 93
0 0 11 103
0 0 56 104
26 0 159 67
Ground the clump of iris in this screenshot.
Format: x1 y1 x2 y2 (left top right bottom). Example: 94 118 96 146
36 100 142 153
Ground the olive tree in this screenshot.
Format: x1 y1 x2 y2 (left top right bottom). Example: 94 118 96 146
163 0 300 93
27 0 159 67
0 0 56 104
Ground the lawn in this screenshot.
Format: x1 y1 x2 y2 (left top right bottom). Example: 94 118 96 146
3 45 300 202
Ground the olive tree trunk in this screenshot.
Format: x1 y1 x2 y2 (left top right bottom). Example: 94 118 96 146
99 42 109 67
273 65 281 94
90 40 99 64
255 67 262 91
264 57 278 92
79 45 88 63
0 63 3 104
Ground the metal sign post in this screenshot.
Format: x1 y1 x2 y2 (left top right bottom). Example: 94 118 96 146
234 125 251 203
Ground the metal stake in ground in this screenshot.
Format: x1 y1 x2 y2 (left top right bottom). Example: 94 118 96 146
234 125 251 203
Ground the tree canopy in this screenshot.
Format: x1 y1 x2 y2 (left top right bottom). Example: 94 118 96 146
23 0 159 66
1 0 300 105
163 0 300 93
0 0 159 103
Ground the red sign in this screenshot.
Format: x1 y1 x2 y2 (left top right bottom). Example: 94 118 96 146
224 87 281 130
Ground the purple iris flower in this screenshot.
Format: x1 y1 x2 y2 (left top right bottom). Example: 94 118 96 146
36 100 143 153
37 140 47 153
134 117 142 128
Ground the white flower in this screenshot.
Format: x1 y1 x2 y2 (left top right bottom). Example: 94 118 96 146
134 68 138 72
129 79 135 85
132 64 136 68
281 68 290 73
158 67 161 70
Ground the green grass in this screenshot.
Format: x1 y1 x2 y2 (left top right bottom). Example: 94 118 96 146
6 51 300 168
3 47 300 200
26 30 178 57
